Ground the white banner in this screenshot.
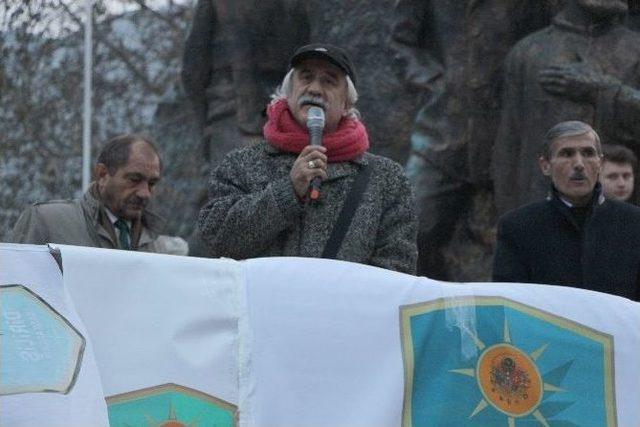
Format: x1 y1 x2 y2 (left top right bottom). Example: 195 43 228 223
0 244 108 427
242 257 640 427
2 245 639 426
58 244 241 427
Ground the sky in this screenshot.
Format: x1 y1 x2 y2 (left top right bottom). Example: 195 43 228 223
105 0 191 14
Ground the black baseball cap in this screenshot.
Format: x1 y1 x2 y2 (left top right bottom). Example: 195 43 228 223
289 43 357 86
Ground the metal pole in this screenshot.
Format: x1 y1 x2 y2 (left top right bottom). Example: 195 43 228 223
82 0 93 192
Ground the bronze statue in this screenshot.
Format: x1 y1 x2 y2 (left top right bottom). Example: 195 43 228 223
181 0 308 161
629 0 640 30
391 0 556 279
492 0 640 216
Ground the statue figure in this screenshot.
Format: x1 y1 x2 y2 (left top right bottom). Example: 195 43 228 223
182 0 309 162
301 0 425 163
391 0 557 278
492 0 640 216
628 0 640 30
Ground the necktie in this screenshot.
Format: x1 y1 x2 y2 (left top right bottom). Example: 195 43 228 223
114 218 131 250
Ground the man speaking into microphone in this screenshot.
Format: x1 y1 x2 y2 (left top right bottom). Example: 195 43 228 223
198 43 417 274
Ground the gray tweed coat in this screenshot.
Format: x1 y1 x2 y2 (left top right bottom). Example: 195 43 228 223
198 143 418 274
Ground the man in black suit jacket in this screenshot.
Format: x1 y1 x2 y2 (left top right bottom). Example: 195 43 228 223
493 121 640 301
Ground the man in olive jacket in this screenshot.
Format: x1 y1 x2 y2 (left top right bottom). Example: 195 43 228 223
198 44 418 274
493 121 640 301
11 134 166 252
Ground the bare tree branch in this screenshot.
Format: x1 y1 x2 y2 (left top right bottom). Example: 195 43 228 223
58 0 163 95
129 0 182 33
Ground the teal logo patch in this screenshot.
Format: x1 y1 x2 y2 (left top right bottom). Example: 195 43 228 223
400 297 616 426
107 383 237 427
0 284 85 395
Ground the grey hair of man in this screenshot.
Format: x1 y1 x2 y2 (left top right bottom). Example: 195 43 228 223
271 68 361 120
541 120 602 159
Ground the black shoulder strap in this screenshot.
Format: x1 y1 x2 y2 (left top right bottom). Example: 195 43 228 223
321 164 371 259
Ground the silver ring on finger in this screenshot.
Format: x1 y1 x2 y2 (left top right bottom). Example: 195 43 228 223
308 160 316 169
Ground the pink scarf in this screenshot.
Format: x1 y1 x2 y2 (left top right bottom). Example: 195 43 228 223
263 98 369 162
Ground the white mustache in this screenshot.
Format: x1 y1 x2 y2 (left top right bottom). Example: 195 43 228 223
298 95 326 109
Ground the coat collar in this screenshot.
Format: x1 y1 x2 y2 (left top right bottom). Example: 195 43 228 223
546 183 605 230
83 183 165 248
545 183 606 207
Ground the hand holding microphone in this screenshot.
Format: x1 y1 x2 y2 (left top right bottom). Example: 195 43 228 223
290 106 327 201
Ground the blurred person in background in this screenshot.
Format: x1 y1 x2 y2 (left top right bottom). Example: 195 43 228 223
600 144 637 203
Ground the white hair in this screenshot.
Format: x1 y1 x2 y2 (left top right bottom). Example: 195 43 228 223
270 68 360 119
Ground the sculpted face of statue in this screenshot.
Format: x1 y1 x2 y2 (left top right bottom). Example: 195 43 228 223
576 0 628 17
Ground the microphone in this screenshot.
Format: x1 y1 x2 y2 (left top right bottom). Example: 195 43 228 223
306 106 325 201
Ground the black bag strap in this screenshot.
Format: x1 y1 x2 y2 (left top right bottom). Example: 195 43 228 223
321 164 371 259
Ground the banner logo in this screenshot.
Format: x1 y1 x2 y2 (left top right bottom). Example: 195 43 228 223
400 296 616 426
0 284 85 395
106 383 237 427
477 343 543 417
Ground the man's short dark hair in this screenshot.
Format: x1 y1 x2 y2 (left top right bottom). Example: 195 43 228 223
602 144 638 170
97 134 161 174
541 121 602 159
